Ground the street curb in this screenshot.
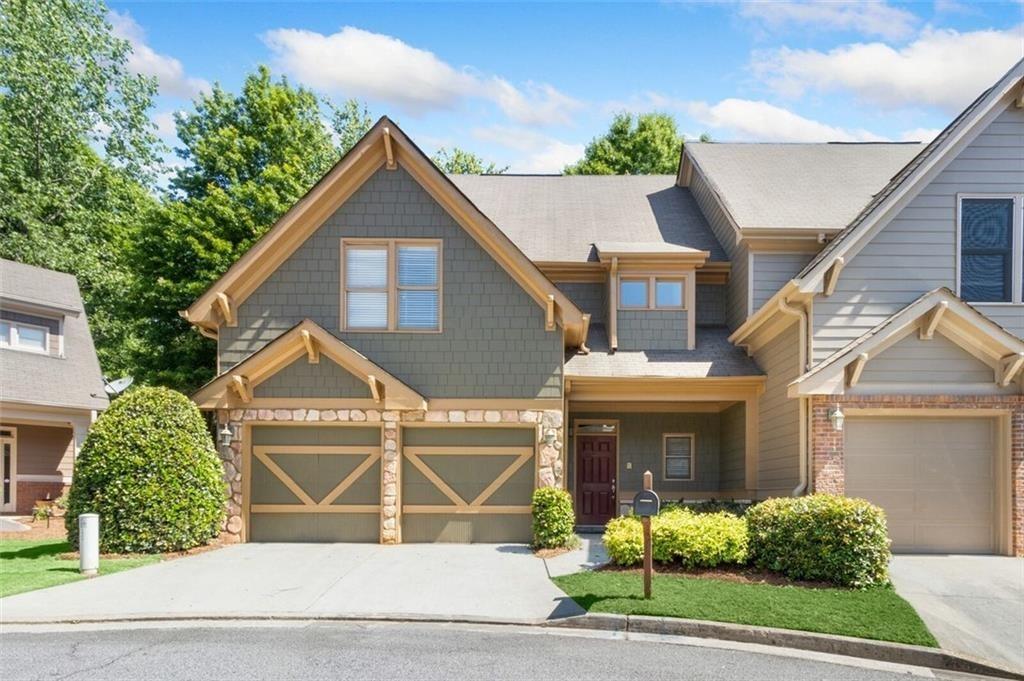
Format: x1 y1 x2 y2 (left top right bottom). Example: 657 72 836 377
544 614 1024 681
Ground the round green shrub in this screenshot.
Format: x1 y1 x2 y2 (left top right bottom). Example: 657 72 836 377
603 507 748 568
65 387 226 553
745 494 891 588
531 487 576 549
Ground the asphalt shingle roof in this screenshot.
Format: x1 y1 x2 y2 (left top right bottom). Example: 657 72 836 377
449 175 729 263
0 259 108 411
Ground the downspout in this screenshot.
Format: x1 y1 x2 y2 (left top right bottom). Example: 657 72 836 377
777 298 810 497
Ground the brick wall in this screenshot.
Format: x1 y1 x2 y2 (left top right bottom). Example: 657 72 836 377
811 394 1023 556
15 481 68 515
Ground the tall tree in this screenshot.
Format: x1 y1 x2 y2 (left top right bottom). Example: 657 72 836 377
131 66 341 391
563 113 683 175
432 147 508 174
330 99 373 155
0 0 159 375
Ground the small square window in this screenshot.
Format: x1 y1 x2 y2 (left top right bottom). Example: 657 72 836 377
620 280 648 308
655 280 683 308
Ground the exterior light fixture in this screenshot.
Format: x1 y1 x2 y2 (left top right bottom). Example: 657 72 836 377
543 428 557 446
218 423 236 448
828 406 845 432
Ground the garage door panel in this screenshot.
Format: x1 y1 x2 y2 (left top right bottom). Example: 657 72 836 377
251 457 305 505
845 417 997 554
418 454 520 503
402 459 462 506
250 513 379 542
402 514 533 543
481 464 535 506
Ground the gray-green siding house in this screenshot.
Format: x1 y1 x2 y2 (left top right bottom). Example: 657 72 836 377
188 59 1024 556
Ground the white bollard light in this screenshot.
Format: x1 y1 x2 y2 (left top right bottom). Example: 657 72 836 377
78 513 99 575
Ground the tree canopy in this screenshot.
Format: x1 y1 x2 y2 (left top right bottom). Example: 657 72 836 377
563 112 686 175
432 147 508 174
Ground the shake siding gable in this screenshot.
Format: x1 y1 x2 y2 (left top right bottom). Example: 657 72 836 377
218 166 563 399
812 105 1024 365
752 320 802 494
557 282 606 326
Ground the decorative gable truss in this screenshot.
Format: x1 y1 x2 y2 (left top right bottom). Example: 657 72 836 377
179 117 587 347
192 320 427 410
788 289 1024 396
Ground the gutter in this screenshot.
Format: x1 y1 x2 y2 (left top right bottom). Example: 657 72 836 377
776 298 810 497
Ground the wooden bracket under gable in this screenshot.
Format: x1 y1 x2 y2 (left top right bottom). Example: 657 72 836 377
919 300 948 340
214 292 236 327
367 375 382 403
998 352 1024 387
300 329 319 363
846 352 869 388
230 375 252 403
545 294 555 331
1016 80 1024 109
823 257 845 297
383 127 397 170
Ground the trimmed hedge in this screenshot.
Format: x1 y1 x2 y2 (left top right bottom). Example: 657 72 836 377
604 507 748 568
532 487 576 549
746 494 891 588
65 387 226 553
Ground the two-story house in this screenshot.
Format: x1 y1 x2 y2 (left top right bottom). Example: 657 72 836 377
0 259 107 515
187 59 1023 555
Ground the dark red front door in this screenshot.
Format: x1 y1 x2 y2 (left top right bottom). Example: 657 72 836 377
575 435 616 525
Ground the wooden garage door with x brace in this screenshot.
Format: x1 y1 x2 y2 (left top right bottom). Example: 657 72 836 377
246 425 382 542
401 427 536 543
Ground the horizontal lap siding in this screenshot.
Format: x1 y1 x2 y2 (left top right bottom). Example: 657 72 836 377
718 402 746 492
689 171 748 330
812 105 1024 365
752 253 814 311
219 167 563 399
5 424 73 478
752 321 801 494
855 332 1009 393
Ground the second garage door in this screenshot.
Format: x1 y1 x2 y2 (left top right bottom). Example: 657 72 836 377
845 416 999 554
401 427 536 543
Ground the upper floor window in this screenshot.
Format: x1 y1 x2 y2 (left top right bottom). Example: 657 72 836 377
342 240 441 331
959 196 1023 303
0 320 48 353
618 276 685 310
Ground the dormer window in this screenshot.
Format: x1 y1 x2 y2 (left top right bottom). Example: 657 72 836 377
0 320 48 353
958 195 1023 303
618 276 686 310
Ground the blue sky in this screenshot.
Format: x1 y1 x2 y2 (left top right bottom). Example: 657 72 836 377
109 0 1024 173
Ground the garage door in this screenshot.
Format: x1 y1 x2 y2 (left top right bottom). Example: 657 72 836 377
248 426 381 542
401 427 535 543
845 417 997 554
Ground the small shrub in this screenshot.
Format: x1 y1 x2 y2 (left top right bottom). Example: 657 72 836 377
685 499 754 517
65 387 226 553
746 494 891 588
531 487 576 549
603 507 748 568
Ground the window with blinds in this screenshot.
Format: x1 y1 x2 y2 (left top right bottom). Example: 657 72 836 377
342 240 441 331
663 434 694 481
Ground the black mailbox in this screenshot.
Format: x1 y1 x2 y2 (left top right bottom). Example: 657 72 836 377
632 489 660 517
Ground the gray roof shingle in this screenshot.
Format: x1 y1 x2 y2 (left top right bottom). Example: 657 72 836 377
686 142 925 231
449 175 728 263
0 259 108 411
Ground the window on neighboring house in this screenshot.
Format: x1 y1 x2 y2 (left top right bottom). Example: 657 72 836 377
0 320 48 353
342 240 441 331
618 276 686 310
959 196 1022 303
663 433 694 481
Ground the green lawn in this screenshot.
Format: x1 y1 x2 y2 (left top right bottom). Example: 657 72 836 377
0 539 161 598
553 571 937 647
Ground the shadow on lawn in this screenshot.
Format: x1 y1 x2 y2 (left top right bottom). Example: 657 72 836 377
568 592 645 609
0 541 71 561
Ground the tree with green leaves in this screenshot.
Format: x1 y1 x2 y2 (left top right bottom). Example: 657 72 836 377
432 147 508 174
131 66 351 391
564 113 687 175
330 99 373 155
0 0 159 375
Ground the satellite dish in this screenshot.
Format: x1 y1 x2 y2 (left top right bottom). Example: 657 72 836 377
104 376 134 396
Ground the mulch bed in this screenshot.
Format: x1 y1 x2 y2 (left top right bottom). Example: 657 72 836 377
597 562 836 589
0 517 69 541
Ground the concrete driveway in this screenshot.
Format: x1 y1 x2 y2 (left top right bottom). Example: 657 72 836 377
0 543 584 624
890 555 1023 672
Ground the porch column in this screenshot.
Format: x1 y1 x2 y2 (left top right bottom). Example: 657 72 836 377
744 396 759 492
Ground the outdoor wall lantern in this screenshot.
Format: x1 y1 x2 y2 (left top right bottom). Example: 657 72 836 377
828 406 845 432
543 428 558 446
218 423 236 448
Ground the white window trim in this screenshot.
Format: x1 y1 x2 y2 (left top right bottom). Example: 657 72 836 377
662 432 696 482
956 193 1024 305
0 320 50 355
340 238 443 333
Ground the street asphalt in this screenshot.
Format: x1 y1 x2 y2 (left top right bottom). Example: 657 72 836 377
0 620 968 681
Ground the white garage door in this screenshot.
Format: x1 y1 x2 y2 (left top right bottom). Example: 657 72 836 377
845 417 998 554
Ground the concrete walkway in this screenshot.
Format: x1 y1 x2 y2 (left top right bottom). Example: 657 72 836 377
890 555 1024 672
544 533 609 577
0 543 584 624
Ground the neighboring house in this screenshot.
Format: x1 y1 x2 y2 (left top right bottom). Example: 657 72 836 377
185 59 1023 556
0 259 107 515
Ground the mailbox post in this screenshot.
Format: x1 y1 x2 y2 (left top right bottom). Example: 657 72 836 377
632 471 660 599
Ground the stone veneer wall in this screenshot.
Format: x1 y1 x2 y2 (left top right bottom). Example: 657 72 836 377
810 394 1024 556
216 406 564 544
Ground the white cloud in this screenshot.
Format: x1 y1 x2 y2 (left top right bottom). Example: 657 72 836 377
152 111 179 139
740 1 918 40
262 26 581 125
110 10 209 98
753 26 1023 112
900 127 942 142
686 98 887 142
471 125 584 173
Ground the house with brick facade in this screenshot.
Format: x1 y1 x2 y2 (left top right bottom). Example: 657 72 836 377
0 259 107 515
185 59 1023 555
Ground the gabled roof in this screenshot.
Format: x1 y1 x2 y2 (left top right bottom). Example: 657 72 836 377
182 117 587 346
788 289 1024 396
0 259 107 412
681 142 924 232
192 320 427 410
797 57 1024 292
449 174 728 263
